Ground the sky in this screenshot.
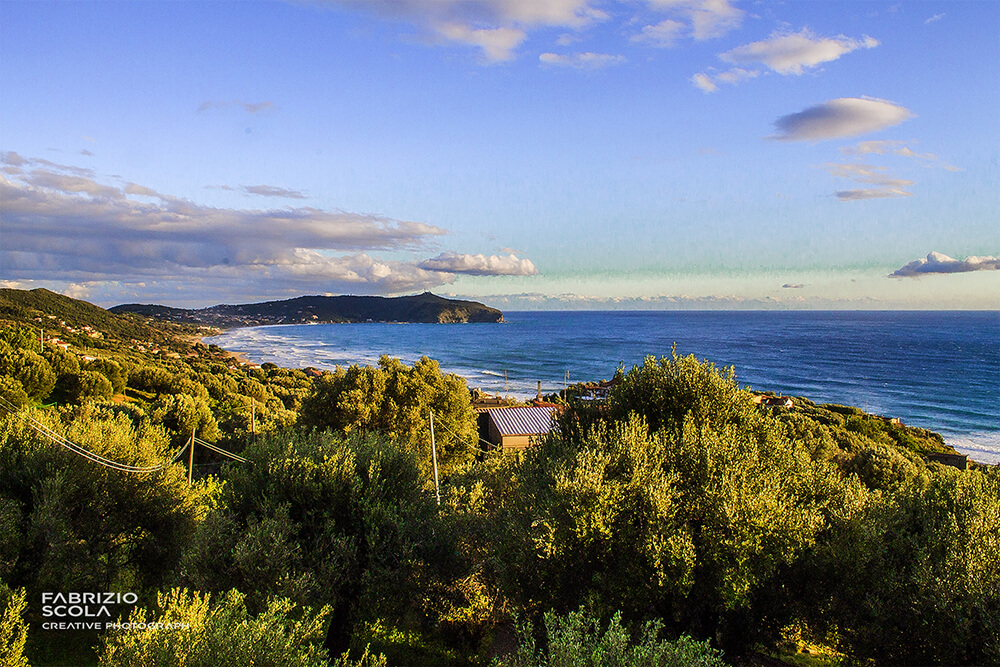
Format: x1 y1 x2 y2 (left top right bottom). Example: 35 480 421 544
1 0 997 310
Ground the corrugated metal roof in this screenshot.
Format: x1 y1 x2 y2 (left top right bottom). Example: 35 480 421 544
488 406 558 436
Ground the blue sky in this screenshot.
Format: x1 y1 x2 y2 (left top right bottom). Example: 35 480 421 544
1 0 997 309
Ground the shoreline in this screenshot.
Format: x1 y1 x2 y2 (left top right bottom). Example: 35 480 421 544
181 334 252 366
194 315 999 467
199 337 998 468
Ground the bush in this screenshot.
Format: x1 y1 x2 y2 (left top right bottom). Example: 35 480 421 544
0 585 29 667
299 356 476 477
606 350 758 436
0 348 56 401
74 370 115 402
98 588 338 667
495 607 725 667
179 430 440 656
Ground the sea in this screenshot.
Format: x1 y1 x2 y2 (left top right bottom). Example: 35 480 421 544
206 311 1000 465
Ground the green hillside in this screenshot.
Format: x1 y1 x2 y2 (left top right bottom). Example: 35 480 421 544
0 288 196 348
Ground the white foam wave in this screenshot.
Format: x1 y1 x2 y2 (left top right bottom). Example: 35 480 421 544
947 431 1000 466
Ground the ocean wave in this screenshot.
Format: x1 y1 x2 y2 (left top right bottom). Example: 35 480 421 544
947 431 1000 466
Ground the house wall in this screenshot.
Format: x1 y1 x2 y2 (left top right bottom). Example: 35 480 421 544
500 434 532 451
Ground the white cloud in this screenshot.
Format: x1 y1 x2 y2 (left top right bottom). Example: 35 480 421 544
772 97 913 142
125 183 165 197
891 252 1000 277
925 13 945 25
721 28 878 75
691 72 718 93
539 52 626 69
839 140 960 171
325 0 605 62
715 67 759 84
419 252 539 276
693 66 760 90
436 23 527 62
242 184 308 199
825 161 915 201
826 139 961 202
824 162 914 188
0 157 535 302
646 0 745 40
631 19 686 47
834 187 912 201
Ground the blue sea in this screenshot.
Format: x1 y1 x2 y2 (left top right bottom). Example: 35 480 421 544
207 311 1000 464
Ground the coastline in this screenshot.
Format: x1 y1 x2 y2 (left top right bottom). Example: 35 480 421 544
203 313 999 466
182 334 252 366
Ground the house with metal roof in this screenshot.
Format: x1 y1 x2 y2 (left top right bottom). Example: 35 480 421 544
484 406 558 451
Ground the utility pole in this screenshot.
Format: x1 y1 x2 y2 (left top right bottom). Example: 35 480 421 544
429 410 440 505
187 430 195 485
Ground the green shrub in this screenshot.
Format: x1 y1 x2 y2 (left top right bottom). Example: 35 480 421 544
98 588 337 667
495 607 725 667
0 585 29 667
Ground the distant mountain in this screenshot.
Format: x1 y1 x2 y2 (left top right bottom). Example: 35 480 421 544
110 292 504 327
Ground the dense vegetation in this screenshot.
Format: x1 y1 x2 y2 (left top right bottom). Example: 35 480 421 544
0 288 997 666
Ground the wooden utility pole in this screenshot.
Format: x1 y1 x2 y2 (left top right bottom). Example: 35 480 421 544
429 411 440 505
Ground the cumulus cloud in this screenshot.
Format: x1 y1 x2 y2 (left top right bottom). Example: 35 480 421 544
198 100 274 113
539 52 626 69
890 252 1000 277
646 0 744 40
721 29 878 75
691 72 718 93
436 23 527 61
242 184 308 199
0 156 537 303
692 66 759 91
771 97 913 142
418 252 539 276
631 19 686 47
322 0 606 62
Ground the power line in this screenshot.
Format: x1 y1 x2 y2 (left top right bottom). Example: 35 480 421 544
193 436 248 463
0 396 189 473
431 414 495 455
